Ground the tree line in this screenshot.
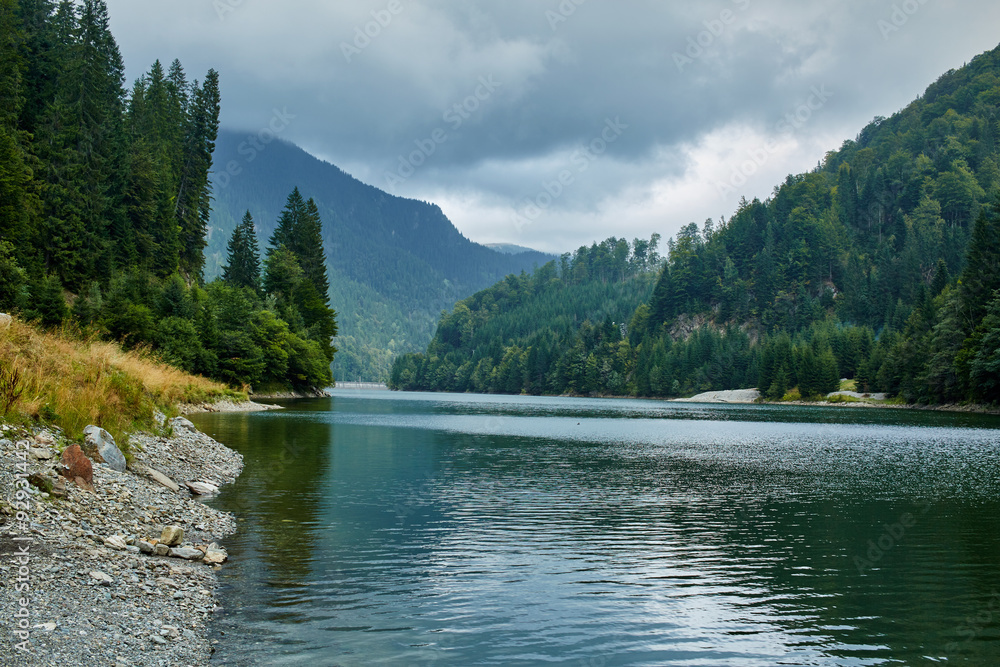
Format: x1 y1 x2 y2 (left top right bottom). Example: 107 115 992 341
394 44 1000 404
0 0 336 392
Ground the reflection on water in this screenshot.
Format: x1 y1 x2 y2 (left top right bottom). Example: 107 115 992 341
192 392 1000 666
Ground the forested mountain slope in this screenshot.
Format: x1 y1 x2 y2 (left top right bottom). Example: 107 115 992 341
397 43 1000 404
207 130 553 381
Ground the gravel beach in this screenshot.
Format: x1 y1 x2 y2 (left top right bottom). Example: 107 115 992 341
0 407 262 666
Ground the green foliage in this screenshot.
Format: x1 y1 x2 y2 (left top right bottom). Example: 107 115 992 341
0 4 335 393
390 236 660 395
222 211 262 293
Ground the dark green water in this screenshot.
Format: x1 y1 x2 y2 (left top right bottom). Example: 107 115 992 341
192 391 1000 666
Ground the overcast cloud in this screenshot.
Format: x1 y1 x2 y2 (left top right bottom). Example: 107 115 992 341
106 0 1000 254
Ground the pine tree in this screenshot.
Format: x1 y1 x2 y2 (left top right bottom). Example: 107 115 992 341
176 68 219 281
297 198 330 299
269 187 307 255
222 211 262 293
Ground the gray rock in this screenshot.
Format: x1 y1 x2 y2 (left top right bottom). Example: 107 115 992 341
104 535 127 550
137 541 154 555
160 525 184 546
169 417 197 433
34 431 56 446
0 312 11 330
185 480 219 496
29 446 54 460
168 547 204 561
150 634 167 645
203 543 228 565
90 570 113 586
154 544 170 557
140 465 180 492
83 425 126 472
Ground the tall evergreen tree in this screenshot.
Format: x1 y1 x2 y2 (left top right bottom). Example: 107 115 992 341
297 198 331 300
176 68 220 281
222 211 261 293
269 187 307 255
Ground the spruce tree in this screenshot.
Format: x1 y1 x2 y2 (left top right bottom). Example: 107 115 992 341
222 211 262 293
269 187 307 255
297 198 331 299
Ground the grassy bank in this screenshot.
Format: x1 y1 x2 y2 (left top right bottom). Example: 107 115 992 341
0 317 242 449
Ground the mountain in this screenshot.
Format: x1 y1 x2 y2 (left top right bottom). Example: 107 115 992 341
206 130 553 381
484 243 539 255
397 43 1000 405
390 237 661 394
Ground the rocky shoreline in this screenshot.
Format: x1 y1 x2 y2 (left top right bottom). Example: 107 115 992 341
0 405 264 666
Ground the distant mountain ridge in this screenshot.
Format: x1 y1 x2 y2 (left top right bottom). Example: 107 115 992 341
207 130 553 380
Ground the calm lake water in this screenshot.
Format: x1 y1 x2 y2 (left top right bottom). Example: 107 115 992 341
191 391 1000 666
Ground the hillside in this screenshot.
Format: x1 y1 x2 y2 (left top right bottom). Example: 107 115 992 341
390 237 660 394
397 43 1000 404
206 131 553 381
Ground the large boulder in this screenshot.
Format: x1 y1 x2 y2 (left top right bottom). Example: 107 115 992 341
83 425 126 472
59 444 94 491
0 313 11 330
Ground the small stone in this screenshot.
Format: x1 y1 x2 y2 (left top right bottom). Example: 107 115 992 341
168 547 204 561
137 541 154 555
29 447 54 460
160 526 184 546
161 625 179 638
0 312 11 330
126 545 140 554
90 570 113 586
203 544 228 565
34 431 56 446
104 535 127 550
172 591 185 600
140 465 180 493
154 544 170 557
33 622 57 631
185 480 219 496
150 634 167 645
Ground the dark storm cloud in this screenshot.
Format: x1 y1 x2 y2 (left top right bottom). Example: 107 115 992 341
106 0 1000 251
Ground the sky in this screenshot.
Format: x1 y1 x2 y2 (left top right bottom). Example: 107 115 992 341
105 0 1000 255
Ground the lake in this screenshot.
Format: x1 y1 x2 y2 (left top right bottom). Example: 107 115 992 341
191 391 1000 665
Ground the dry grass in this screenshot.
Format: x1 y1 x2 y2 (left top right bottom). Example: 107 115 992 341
0 317 241 448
